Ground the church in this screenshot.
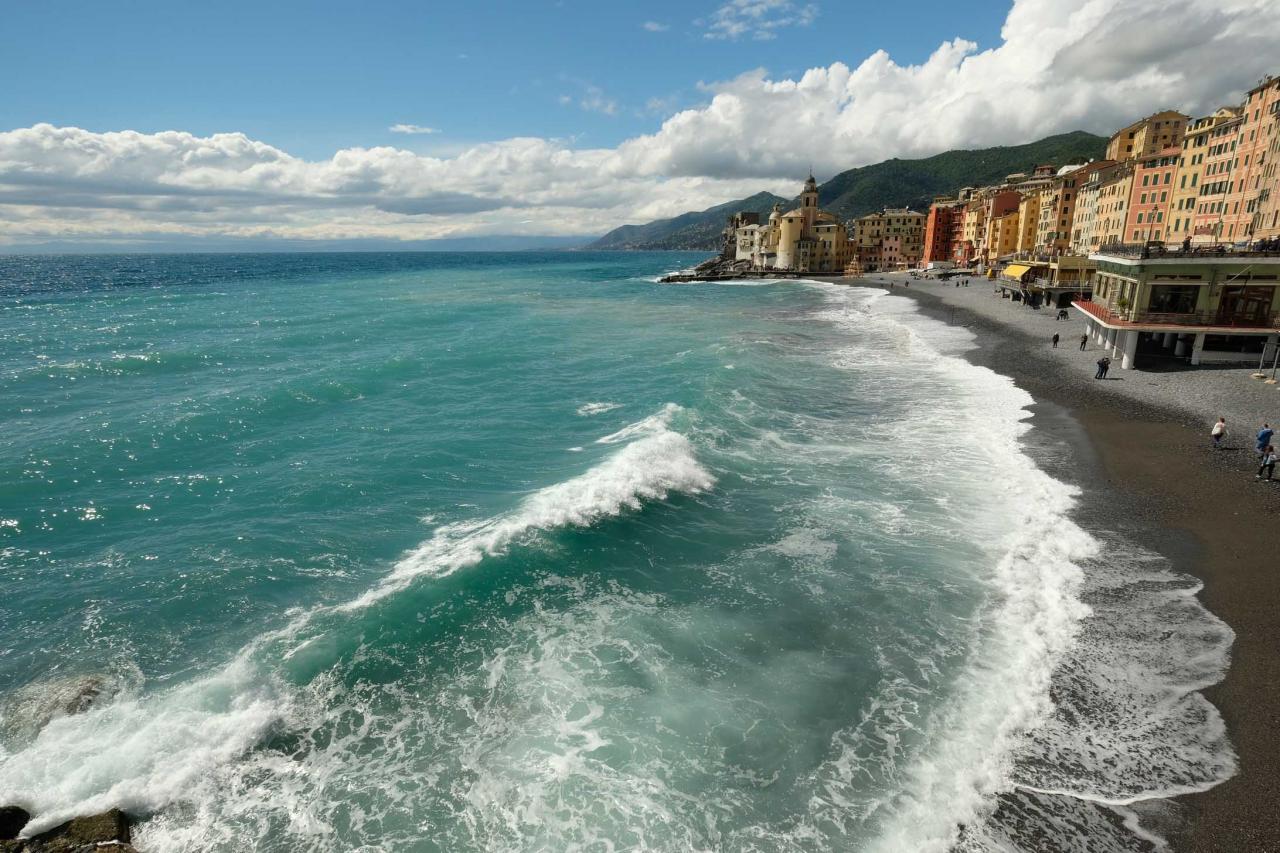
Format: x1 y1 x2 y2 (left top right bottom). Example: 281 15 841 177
723 175 853 274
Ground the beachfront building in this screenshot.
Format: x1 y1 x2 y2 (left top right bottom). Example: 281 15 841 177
922 197 964 266
1105 111 1190 163
1094 163 1135 248
1016 192 1040 253
1221 76 1280 244
986 209 1020 265
1252 91 1280 239
1164 109 1239 246
1190 110 1246 245
851 208 925 271
1075 245 1280 369
1124 148 1180 243
723 176 853 274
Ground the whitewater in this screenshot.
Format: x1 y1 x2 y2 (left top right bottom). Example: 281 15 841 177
0 253 1233 851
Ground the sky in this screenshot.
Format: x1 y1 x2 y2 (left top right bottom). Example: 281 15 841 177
1 0 1278 250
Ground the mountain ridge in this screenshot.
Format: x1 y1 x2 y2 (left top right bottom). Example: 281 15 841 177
586 131 1108 251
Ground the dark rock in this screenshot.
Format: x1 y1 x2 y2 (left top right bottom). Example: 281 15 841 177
29 808 131 851
0 806 29 840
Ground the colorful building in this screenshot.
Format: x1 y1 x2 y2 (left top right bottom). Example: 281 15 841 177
1190 110 1245 243
1164 109 1239 245
1123 148 1180 243
1221 76 1280 243
852 208 925 271
922 198 963 265
1105 110 1190 162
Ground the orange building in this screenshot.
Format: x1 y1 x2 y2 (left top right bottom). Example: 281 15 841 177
922 198 963 265
1221 76 1280 243
1123 148 1180 243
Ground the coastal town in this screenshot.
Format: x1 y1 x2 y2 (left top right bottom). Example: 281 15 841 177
681 74 1280 374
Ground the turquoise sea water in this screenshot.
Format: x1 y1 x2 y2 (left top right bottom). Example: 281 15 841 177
0 253 1235 851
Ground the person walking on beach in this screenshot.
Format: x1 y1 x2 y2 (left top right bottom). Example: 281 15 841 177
1079 333 1088 351
1256 423 1274 456
1211 417 1227 450
1258 445 1277 480
1052 333 1060 348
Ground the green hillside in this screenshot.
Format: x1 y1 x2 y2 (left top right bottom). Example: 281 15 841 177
587 131 1107 251
817 130 1108 219
587 191 788 250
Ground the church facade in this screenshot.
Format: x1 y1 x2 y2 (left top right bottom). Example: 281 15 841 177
723 176 854 274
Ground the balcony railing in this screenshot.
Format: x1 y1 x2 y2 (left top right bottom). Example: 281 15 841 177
1074 300 1280 328
1095 241 1280 259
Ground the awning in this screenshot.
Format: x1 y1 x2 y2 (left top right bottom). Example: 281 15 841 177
1003 263 1033 282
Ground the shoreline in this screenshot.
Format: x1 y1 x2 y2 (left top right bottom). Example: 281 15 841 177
844 273 1279 851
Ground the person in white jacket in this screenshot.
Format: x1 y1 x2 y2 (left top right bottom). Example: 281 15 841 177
1211 417 1227 449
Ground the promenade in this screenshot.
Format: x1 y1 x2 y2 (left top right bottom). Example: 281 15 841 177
862 271 1280 438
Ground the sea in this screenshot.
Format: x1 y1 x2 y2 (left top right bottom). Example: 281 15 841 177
0 252 1237 852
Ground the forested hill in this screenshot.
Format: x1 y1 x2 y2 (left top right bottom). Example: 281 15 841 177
585 131 1108 251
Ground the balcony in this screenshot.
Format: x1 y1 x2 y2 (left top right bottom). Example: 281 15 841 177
1073 300 1280 329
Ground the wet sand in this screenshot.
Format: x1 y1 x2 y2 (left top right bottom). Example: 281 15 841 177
844 277 1280 852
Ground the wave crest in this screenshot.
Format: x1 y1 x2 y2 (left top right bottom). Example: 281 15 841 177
347 404 713 610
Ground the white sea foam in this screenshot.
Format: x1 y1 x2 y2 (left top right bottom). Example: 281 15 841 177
803 283 1235 852
575 401 622 416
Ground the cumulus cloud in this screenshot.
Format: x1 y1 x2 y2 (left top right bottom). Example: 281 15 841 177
2 0 1278 247
702 0 818 41
389 124 440 135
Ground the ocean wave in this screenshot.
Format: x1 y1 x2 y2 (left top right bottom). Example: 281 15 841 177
0 404 713 838
343 403 713 610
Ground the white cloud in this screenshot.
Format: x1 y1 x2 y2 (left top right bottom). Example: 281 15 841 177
389 124 440 135
2 0 1278 246
702 0 818 41
642 21 669 32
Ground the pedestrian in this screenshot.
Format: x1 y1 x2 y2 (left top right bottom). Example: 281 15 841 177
1052 333 1060 348
1256 422 1274 456
1258 445 1277 480
1094 356 1109 379
1101 356 1111 378
1211 417 1226 450
1079 333 1088 351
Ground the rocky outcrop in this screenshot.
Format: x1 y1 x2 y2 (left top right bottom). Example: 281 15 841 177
0 675 119 744
0 806 29 840
0 808 139 853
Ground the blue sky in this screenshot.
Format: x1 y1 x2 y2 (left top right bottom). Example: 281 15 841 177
0 0 1276 248
2 0 1008 159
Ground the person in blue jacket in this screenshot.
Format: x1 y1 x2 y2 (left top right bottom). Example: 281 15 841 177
1256 423 1274 456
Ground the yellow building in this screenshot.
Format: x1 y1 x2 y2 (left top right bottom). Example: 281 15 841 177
1164 109 1239 245
1106 110 1190 162
1094 164 1135 247
728 175 853 273
986 210 1020 263
1016 193 1040 253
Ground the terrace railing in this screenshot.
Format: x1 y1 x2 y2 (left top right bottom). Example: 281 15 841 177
1074 300 1280 328
1095 242 1280 260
